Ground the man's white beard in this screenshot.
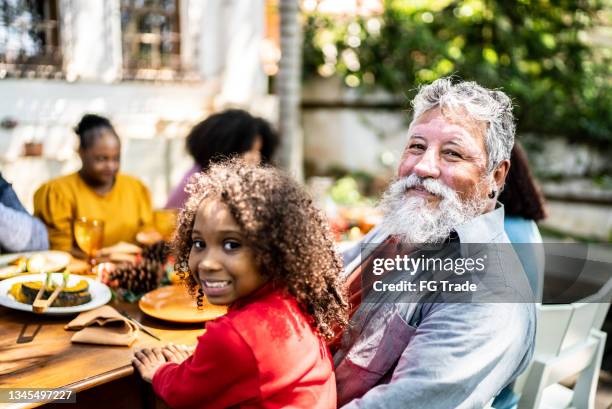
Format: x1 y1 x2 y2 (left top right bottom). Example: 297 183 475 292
378 174 486 244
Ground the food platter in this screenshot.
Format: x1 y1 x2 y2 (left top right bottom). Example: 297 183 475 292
0 273 111 315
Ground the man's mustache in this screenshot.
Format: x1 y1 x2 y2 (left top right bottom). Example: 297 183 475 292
395 174 457 200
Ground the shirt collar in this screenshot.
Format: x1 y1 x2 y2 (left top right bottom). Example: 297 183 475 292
345 204 507 274
453 203 506 244
0 173 9 192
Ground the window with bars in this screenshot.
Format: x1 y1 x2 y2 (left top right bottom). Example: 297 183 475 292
121 0 181 80
0 0 61 77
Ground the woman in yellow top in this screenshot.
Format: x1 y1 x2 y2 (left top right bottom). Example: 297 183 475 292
34 114 153 252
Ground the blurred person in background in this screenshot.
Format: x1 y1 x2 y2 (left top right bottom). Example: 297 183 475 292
165 109 279 209
34 114 153 252
499 142 547 302
492 142 547 409
0 173 48 253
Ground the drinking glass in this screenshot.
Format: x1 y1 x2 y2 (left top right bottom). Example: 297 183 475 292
74 217 105 271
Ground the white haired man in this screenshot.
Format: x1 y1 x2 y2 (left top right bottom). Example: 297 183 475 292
334 77 536 408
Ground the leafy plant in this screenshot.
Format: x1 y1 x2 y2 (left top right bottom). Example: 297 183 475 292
303 0 612 145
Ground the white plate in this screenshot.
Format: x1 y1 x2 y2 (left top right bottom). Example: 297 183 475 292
0 250 71 270
0 273 111 315
0 253 21 266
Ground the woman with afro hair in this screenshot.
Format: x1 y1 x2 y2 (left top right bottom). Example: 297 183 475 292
165 109 278 209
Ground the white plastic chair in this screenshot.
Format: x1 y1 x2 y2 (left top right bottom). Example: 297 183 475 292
581 276 612 331
517 327 606 409
514 280 611 409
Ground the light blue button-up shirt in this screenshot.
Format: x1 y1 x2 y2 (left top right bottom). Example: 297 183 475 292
335 206 536 409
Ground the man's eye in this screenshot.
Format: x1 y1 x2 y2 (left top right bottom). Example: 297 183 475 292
444 150 462 158
192 240 205 250
410 144 425 151
223 240 241 251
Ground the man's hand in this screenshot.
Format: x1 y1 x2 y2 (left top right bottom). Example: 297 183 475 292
133 348 167 383
162 343 193 364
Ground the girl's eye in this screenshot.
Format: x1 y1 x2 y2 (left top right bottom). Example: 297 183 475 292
192 240 205 250
223 240 241 251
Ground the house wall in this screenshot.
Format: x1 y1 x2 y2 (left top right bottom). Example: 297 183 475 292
0 0 272 210
302 76 408 176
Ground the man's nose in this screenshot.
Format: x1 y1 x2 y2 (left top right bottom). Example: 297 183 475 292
413 148 441 179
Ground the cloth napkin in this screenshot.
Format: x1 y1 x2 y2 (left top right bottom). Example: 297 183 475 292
65 306 139 346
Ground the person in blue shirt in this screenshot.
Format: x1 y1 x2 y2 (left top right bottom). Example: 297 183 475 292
499 143 547 302
492 143 547 409
0 173 49 253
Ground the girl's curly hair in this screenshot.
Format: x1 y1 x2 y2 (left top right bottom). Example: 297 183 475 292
172 159 348 340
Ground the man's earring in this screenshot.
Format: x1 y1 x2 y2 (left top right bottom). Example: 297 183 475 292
488 190 497 199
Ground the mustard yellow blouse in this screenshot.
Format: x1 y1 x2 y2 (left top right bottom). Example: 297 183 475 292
34 172 153 251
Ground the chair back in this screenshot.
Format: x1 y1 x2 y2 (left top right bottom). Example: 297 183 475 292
514 300 605 400
534 304 573 357
517 329 606 409
514 275 612 408
580 275 612 331
559 303 600 353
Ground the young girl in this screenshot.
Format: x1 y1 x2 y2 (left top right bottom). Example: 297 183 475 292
133 159 348 408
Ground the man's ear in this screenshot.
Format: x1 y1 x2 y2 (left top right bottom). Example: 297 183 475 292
493 159 510 192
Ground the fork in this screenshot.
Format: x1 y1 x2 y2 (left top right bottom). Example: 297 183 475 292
16 323 42 344
118 310 161 341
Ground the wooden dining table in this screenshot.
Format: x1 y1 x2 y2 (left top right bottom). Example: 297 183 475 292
0 278 205 409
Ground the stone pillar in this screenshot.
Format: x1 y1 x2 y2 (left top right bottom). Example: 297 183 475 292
277 0 303 180
179 0 203 77
60 0 122 83
219 0 266 106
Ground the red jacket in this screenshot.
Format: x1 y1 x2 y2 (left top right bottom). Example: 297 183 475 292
152 284 337 408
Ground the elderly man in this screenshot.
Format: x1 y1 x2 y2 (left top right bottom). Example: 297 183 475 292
334 77 536 408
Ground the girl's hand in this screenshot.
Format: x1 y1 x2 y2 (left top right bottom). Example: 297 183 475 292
132 348 167 383
162 343 193 364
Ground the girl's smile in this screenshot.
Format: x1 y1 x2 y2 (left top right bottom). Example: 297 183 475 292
188 199 268 305
201 279 233 297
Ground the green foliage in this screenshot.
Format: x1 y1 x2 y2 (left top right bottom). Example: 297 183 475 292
329 176 364 205
303 0 612 145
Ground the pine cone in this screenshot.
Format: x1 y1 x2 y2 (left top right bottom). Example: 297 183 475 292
141 240 170 264
108 259 164 294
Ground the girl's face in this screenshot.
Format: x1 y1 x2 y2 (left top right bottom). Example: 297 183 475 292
188 199 267 305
